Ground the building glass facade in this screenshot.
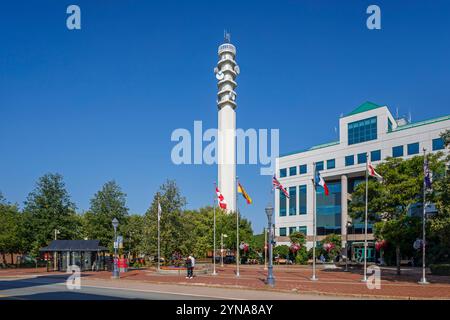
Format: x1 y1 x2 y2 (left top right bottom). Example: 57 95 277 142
407 142 419 155
345 155 354 166
316 181 341 235
298 226 307 235
279 191 286 216
348 116 377 145
357 152 367 164
371 150 381 161
299 164 307 174
327 159 335 169
432 137 445 151
392 145 404 157
289 187 296 215
299 185 307 215
289 166 297 176
289 226 297 235
279 168 287 178
279 227 287 236
316 161 324 171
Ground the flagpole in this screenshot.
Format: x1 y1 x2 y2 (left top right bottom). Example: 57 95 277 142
157 200 161 273
212 183 217 276
236 176 240 277
311 162 318 281
419 148 429 284
362 153 369 282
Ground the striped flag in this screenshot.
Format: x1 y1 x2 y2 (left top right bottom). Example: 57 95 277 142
215 187 227 210
272 175 289 198
237 182 252 204
314 166 329 196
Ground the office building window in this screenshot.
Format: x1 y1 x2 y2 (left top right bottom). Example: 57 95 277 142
316 161 324 171
348 116 377 145
316 181 341 235
289 166 297 176
345 155 354 166
407 142 419 155
279 227 287 237
299 164 307 174
432 138 445 151
388 118 393 132
279 168 287 178
371 150 381 162
289 226 297 235
392 145 404 157
357 153 367 164
279 190 286 217
299 185 307 215
327 159 335 169
289 187 296 215
298 226 307 235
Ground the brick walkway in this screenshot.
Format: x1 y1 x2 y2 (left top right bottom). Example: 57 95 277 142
1 265 449 299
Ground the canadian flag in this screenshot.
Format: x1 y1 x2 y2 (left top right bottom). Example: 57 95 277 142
368 161 383 181
215 187 227 210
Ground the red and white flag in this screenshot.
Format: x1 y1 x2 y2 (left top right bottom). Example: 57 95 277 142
272 175 290 198
368 161 383 181
215 187 227 210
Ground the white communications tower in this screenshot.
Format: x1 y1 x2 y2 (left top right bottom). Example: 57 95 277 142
214 33 239 213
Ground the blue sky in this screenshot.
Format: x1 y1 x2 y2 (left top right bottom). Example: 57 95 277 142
1 1 449 233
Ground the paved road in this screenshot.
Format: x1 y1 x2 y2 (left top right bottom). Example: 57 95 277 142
0 275 364 300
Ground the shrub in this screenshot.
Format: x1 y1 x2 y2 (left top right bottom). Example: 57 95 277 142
430 264 450 276
295 247 308 265
273 245 290 259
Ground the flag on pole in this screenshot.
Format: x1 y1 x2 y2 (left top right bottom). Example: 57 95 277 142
368 161 383 181
314 168 329 196
424 159 432 190
215 187 227 209
272 175 289 198
237 182 252 204
157 201 162 221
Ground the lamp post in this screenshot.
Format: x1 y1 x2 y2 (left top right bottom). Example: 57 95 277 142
112 218 119 279
344 221 352 272
221 234 228 267
265 204 275 287
53 229 60 271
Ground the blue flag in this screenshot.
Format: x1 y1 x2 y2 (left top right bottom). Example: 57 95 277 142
424 159 432 190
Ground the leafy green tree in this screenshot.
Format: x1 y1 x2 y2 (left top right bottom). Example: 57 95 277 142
320 234 342 262
121 214 145 259
0 195 28 264
83 180 129 248
349 155 443 274
24 173 80 256
273 245 289 259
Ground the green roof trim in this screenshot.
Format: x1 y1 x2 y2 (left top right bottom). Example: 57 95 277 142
389 115 450 133
344 101 383 117
281 141 340 157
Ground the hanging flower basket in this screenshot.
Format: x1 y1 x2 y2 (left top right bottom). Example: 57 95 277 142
290 243 301 253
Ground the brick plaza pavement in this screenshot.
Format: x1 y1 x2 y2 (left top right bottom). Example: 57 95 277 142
1 264 449 299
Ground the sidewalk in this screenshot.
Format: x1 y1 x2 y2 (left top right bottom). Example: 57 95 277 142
1 265 449 299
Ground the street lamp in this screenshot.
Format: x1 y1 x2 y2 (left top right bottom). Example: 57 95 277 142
112 218 119 279
54 229 60 271
221 234 228 267
265 204 275 287
344 221 352 272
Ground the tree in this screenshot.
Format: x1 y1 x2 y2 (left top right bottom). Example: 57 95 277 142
83 181 129 248
121 214 145 259
441 129 450 148
349 155 443 274
320 234 342 262
24 173 80 256
0 195 27 264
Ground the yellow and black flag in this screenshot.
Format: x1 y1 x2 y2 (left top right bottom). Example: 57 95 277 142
237 182 252 204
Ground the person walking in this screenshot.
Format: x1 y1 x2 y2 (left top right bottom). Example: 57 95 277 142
188 254 195 279
185 256 192 279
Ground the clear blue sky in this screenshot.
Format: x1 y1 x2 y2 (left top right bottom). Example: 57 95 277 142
1 1 449 233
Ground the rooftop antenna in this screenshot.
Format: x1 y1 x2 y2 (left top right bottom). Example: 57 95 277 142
408 110 412 123
396 107 399 120
224 30 231 43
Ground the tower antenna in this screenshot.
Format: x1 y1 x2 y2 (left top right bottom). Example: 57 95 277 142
224 30 231 43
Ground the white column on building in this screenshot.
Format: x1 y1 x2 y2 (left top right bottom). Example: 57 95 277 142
341 174 348 248
215 34 239 213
